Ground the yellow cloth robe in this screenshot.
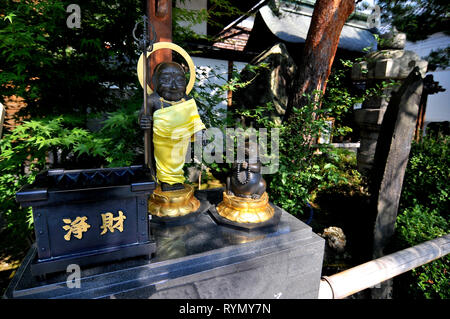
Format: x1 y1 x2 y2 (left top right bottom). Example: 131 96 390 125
153 98 205 185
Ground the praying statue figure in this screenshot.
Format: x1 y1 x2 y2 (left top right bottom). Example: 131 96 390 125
139 62 205 192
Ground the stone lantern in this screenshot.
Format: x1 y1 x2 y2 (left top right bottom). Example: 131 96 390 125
351 29 428 175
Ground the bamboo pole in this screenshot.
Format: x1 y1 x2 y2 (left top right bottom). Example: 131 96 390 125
318 234 450 299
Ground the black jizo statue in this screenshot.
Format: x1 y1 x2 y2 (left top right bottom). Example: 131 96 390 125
226 143 267 199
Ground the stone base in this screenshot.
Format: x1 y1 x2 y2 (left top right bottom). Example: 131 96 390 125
4 205 324 299
29 242 155 278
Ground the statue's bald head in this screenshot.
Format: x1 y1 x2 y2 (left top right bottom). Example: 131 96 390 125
154 62 185 76
153 62 187 101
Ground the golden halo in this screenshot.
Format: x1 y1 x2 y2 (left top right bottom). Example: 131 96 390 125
137 42 196 95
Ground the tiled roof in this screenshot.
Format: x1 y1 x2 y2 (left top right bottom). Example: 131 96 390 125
213 27 251 52
258 5 377 52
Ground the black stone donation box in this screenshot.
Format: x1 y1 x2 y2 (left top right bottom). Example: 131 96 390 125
15 165 157 276
5 206 325 299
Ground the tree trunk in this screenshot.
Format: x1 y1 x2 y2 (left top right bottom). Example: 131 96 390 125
285 0 355 121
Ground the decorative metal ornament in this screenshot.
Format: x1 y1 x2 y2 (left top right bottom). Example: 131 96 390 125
136 42 196 95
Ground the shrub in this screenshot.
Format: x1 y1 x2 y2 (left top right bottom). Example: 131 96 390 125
0 94 144 245
396 205 449 299
231 57 384 219
394 133 449 299
0 117 99 242
400 134 449 214
234 95 360 218
0 0 145 117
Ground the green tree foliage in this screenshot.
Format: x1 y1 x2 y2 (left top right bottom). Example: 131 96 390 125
0 1 146 244
0 0 241 119
0 116 101 242
231 94 366 219
0 93 145 242
173 0 244 44
232 58 384 217
394 133 449 299
426 46 450 71
265 100 360 216
0 0 144 118
324 57 399 141
377 0 450 42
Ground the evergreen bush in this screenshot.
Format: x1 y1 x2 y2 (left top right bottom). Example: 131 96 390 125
394 133 449 299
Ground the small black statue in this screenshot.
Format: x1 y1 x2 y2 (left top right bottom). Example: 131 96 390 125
226 144 266 199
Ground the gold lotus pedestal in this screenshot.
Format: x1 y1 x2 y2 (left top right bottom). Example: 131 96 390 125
148 184 204 225
217 192 274 223
209 192 281 231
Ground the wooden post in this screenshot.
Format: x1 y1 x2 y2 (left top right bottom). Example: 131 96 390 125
414 74 445 142
0 103 5 139
414 92 428 142
227 60 234 108
147 0 172 83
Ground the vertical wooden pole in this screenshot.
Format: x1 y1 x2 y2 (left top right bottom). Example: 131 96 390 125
414 92 428 142
227 60 234 108
0 103 5 139
147 0 172 85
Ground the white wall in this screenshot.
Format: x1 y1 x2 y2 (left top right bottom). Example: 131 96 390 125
424 70 450 122
405 32 449 59
405 33 450 125
175 0 207 36
193 56 247 114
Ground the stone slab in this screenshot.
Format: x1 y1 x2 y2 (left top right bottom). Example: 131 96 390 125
4 206 324 299
372 68 424 259
354 108 386 127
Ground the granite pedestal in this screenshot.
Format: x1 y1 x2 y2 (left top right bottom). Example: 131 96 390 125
4 204 324 299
